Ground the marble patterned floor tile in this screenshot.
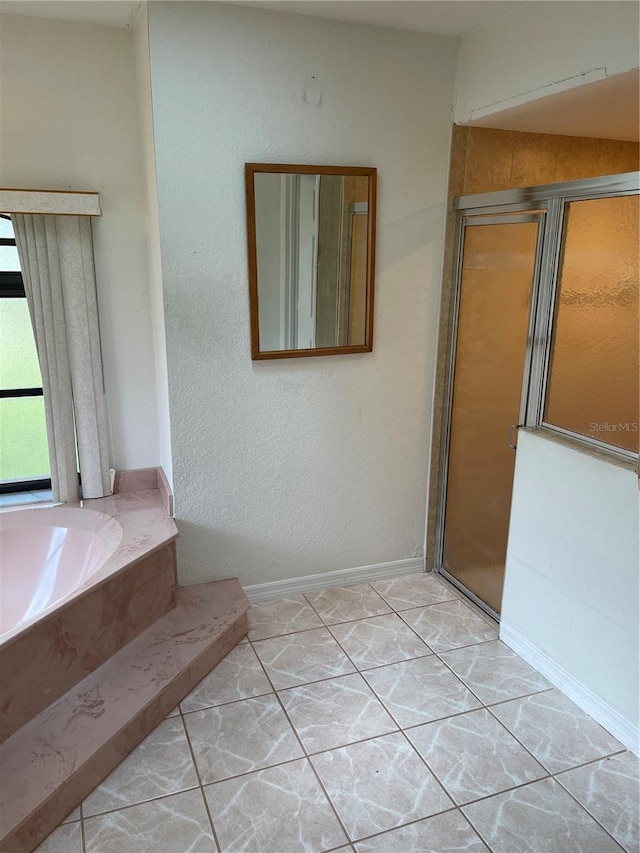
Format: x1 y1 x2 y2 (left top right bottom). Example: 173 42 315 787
439 640 552 705
311 732 453 840
329 613 432 670
362 655 481 728
83 789 216 852
304 584 392 625
557 751 639 852
204 758 348 852
400 600 498 653
462 777 622 852
372 574 457 610
490 689 624 773
354 810 489 852
253 627 355 689
248 595 324 641
83 716 199 816
183 693 303 784
61 806 81 823
180 642 272 713
35 821 83 853
406 708 546 805
279 673 397 753
165 705 180 718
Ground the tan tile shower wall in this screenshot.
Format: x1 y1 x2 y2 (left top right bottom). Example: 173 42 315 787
426 126 640 572
454 126 639 195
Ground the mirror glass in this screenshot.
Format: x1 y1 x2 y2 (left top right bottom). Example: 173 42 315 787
246 164 376 359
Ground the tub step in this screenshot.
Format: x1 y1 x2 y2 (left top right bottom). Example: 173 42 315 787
0 578 249 852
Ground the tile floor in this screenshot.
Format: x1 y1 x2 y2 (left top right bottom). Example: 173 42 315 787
36 573 639 853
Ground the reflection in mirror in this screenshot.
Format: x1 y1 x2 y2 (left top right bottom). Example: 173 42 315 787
246 164 376 359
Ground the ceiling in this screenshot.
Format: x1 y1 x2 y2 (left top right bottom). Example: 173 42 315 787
0 0 522 34
0 0 637 142
236 1 522 36
0 0 142 27
469 70 640 143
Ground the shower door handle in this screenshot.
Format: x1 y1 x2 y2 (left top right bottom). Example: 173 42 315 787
507 423 524 450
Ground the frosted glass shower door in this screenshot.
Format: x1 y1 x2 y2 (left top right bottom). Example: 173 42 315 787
441 218 541 616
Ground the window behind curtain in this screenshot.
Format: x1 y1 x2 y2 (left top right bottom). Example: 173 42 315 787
0 215 51 493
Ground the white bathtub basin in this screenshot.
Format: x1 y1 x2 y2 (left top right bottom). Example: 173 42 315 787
0 507 123 638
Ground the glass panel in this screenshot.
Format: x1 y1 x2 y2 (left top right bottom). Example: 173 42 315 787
0 217 14 239
0 244 20 271
0 216 20 271
0 396 50 482
545 195 639 453
443 221 539 614
0 298 43 390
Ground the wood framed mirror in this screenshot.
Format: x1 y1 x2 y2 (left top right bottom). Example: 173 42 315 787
245 163 376 359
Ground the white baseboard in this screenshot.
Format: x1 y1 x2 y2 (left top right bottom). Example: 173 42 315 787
500 623 639 756
243 557 425 604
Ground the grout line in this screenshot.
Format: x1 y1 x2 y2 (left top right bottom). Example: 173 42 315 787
178 713 222 853
432 642 554 709
458 805 493 851
481 686 556 710
248 636 354 847
458 809 492 852
79 809 87 853
346 806 492 850
461 773 628 853
553 761 631 851
301 586 394 628
553 748 630 775
482 699 629 778
180 686 274 716
396 725 457 806
80 785 202 821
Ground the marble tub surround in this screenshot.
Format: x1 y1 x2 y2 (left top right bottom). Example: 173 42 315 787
1 488 178 649
0 487 178 743
0 542 177 742
2 578 249 852
157 467 173 518
33 572 637 852
113 467 173 517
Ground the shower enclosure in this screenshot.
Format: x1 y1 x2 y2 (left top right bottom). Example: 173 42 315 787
437 172 639 619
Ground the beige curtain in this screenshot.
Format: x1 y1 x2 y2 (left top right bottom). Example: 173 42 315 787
13 214 111 502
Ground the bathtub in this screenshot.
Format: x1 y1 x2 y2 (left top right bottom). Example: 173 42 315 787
0 507 123 639
0 488 179 742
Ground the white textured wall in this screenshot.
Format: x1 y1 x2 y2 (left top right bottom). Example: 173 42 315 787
455 1 640 122
0 13 161 471
148 1 457 586
502 430 639 729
